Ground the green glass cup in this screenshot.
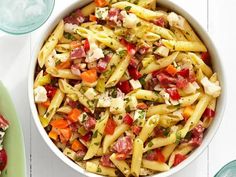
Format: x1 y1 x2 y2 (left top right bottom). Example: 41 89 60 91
0 0 55 35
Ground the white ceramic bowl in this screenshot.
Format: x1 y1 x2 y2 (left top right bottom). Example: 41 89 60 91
28 0 226 176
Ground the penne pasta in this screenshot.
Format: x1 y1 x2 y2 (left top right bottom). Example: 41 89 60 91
110 153 131 177
140 52 179 74
147 104 178 117
46 67 80 80
132 89 164 102
38 20 64 68
131 138 143 177
142 159 170 172
162 39 207 52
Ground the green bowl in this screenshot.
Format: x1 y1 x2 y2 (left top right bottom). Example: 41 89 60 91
215 160 236 177
0 81 26 177
0 0 55 35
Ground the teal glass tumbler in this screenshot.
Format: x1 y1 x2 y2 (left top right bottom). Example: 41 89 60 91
0 0 55 35
215 160 236 177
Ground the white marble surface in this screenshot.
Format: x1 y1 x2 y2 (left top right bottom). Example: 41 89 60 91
0 0 234 176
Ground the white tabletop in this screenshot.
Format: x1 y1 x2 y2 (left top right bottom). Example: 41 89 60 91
0 0 234 176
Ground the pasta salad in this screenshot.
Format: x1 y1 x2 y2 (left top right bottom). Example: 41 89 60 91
34 0 221 176
0 115 9 174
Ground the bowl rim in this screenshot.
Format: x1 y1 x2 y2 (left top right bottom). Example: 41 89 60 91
28 0 227 176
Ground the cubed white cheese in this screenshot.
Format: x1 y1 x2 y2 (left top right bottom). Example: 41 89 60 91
34 86 48 103
133 109 146 127
46 49 56 67
129 79 142 90
183 82 199 94
167 12 185 29
78 112 89 124
134 109 146 121
120 10 139 28
159 90 171 105
97 92 111 107
84 88 98 100
113 113 126 125
125 95 138 111
110 97 126 114
95 7 109 20
201 77 221 98
154 46 170 57
64 23 78 33
85 42 104 63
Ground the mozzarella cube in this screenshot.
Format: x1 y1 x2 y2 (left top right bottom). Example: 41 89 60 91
64 23 78 33
95 7 109 20
129 79 142 90
134 109 146 127
201 77 221 98
110 97 125 114
120 10 139 28
97 93 111 107
86 42 104 63
78 112 89 124
154 46 170 57
84 88 98 100
167 12 185 29
126 95 138 111
34 86 48 103
159 90 171 105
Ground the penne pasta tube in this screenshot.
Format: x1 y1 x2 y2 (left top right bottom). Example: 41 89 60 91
170 27 187 41
159 115 182 128
147 104 178 117
46 67 80 80
178 94 212 138
168 145 194 167
132 89 164 102
38 20 64 68
138 115 160 142
140 52 179 74
139 19 176 40
188 52 213 77
81 2 96 16
37 103 47 116
106 55 131 88
162 40 207 52
142 159 170 172
161 143 178 162
84 110 109 160
110 153 131 177
103 124 129 153
131 138 143 177
43 89 65 126
57 105 72 114
179 92 201 107
143 132 177 152
86 161 117 176
112 1 165 21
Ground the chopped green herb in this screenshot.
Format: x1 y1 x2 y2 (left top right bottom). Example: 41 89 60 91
124 6 132 11
148 141 153 147
96 166 102 173
93 130 98 138
137 22 142 27
94 142 99 146
64 32 76 40
175 132 182 144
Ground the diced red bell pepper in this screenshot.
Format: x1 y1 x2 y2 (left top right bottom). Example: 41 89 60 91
84 38 90 52
131 125 142 136
129 57 139 68
104 118 117 135
156 149 165 163
128 66 142 80
116 153 128 160
166 88 181 100
81 131 93 142
44 85 57 99
173 154 187 166
123 114 133 126
120 38 136 55
203 108 215 118
201 52 210 65
178 68 190 78
117 80 133 94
